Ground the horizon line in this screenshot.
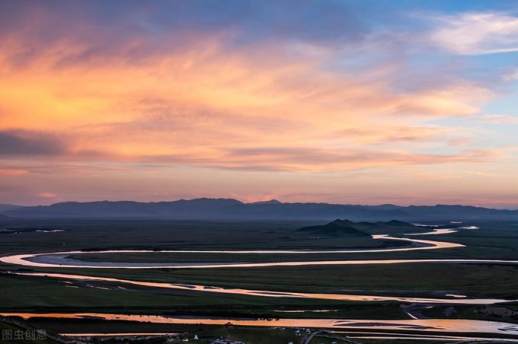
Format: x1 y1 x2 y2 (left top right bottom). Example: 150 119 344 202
3 198 518 211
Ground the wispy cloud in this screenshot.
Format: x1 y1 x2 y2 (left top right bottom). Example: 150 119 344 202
138 147 498 172
503 69 518 81
0 168 29 177
430 12 518 55
480 114 518 125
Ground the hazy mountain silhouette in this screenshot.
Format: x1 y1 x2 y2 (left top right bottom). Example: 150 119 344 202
299 219 421 236
4 198 518 221
298 219 371 237
0 203 22 213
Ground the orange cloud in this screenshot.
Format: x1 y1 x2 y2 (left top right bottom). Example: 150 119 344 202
0 32 493 174
137 147 497 172
0 168 29 177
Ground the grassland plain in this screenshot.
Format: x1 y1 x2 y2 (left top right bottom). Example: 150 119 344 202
1 218 518 342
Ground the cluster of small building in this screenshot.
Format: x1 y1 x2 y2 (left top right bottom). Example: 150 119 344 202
209 339 245 344
294 328 312 336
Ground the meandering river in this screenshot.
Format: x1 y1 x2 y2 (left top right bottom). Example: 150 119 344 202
8 271 514 305
0 233 469 269
2 313 518 338
2 225 518 340
2 228 518 304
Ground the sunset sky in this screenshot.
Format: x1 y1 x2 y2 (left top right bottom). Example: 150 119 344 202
1 0 518 207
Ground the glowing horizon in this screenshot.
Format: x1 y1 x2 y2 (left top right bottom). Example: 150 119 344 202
1 1 518 207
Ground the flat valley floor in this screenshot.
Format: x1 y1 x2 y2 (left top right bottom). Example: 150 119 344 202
1 219 518 343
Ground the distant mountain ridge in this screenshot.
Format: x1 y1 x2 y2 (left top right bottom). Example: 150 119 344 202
4 198 518 221
0 204 21 222
0 203 22 213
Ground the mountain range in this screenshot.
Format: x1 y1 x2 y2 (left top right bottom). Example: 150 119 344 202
2 198 518 221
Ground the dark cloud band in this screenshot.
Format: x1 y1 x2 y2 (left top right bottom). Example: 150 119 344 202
0 130 66 156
